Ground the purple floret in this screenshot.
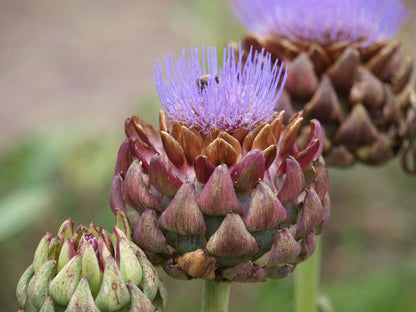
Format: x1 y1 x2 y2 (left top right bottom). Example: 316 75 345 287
154 44 287 133
231 0 411 46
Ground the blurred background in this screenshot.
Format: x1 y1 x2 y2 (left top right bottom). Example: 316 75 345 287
1 0 415 311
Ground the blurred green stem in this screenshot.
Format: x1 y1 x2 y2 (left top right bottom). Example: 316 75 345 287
294 236 321 312
201 280 231 312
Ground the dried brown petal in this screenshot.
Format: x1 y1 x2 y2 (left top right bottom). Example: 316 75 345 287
205 138 238 166
159 110 168 132
176 249 216 280
270 113 284 141
263 145 277 170
242 124 265 152
130 115 162 151
280 115 303 157
218 131 242 156
161 131 187 168
181 126 203 161
252 124 276 150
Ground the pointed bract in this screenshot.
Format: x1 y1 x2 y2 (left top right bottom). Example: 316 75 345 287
198 165 243 216
159 183 206 236
206 214 258 258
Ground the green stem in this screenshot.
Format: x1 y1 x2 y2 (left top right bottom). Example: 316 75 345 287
201 280 232 312
294 236 321 312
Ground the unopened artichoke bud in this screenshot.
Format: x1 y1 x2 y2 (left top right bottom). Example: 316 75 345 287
16 217 167 312
110 45 331 283
231 0 416 170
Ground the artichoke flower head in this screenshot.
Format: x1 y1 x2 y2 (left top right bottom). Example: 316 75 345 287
232 0 416 171
110 44 330 283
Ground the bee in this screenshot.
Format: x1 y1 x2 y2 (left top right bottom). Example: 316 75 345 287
196 74 219 91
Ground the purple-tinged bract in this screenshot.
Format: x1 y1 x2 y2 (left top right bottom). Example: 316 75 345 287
231 0 411 46
154 45 287 133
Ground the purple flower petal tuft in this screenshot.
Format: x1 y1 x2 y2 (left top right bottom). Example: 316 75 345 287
231 0 412 46
154 44 287 133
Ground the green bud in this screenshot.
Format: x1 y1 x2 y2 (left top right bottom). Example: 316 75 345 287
118 237 142 285
57 219 74 241
16 264 34 307
49 255 81 306
128 240 147 258
81 242 102 296
17 219 166 311
88 223 100 238
28 260 56 309
33 233 52 272
48 237 62 261
100 228 114 253
156 283 168 311
127 281 155 312
66 277 99 312
98 238 112 270
57 238 76 273
95 256 130 311
22 300 38 312
39 296 54 312
115 210 131 239
137 254 159 302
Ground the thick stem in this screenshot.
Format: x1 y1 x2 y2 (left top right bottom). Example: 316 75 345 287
294 236 321 312
201 280 232 312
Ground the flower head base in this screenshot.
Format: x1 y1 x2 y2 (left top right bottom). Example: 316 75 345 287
154 44 287 133
231 0 411 46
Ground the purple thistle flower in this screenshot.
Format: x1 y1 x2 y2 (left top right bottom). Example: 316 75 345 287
153 44 287 133
231 0 411 46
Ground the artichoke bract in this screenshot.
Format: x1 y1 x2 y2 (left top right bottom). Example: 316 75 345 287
231 0 416 170
16 218 167 312
110 45 330 283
